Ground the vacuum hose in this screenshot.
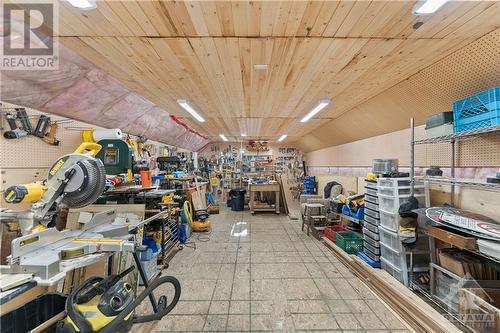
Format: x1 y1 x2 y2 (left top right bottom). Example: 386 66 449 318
63 275 181 333
98 275 181 332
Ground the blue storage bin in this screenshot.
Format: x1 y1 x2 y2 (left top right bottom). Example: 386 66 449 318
453 87 500 132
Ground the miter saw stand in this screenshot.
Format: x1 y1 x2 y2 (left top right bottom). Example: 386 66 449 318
2 208 171 316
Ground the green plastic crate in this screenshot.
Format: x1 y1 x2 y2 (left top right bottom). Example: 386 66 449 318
336 231 364 254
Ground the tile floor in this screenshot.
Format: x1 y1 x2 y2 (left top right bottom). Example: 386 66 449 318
136 207 411 332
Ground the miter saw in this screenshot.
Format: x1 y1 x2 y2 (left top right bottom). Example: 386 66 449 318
3 142 106 228
2 143 182 332
1 143 135 283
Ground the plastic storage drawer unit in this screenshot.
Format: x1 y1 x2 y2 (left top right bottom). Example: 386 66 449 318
378 226 403 252
363 226 380 241
363 220 379 234
381 258 405 284
378 193 425 214
364 194 379 205
378 209 401 233
365 201 378 212
365 207 380 219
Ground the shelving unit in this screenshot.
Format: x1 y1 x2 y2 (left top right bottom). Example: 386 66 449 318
408 118 500 328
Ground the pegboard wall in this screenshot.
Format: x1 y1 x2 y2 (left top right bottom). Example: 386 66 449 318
306 124 500 168
0 101 183 190
0 102 104 189
0 105 96 169
414 129 500 168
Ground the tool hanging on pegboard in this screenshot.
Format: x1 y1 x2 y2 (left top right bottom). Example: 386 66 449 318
1 107 71 145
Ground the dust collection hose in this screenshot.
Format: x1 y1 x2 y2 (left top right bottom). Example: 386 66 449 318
66 275 181 333
100 275 181 332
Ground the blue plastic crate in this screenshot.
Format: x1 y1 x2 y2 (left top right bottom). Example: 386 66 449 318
357 251 381 268
453 87 500 132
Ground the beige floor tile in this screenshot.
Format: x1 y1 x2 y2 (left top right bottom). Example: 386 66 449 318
334 313 363 330
180 279 217 300
234 263 250 279
250 300 274 314
345 299 373 313
227 314 250 331
291 313 339 330
250 314 275 331
283 278 322 300
231 278 250 300
314 279 342 299
287 300 330 313
156 315 205 331
203 314 227 331
209 300 230 314
152 207 408 332
251 279 285 300
218 264 235 280
170 300 210 315
212 279 232 300
325 299 352 314
356 312 387 329
229 300 250 314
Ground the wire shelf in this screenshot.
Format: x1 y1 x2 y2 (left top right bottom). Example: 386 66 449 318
415 176 500 191
414 125 500 145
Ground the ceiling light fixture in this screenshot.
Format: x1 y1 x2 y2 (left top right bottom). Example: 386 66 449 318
67 0 97 10
277 134 287 142
413 0 448 15
300 99 331 123
177 99 205 122
219 134 228 142
241 133 247 137
253 64 268 71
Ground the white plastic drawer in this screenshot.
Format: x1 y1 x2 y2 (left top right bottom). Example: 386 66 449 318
365 181 378 190
377 194 425 214
363 220 379 234
364 187 377 196
378 226 402 252
380 242 402 268
379 208 400 233
364 241 381 255
378 185 425 197
381 258 404 284
365 207 380 219
364 214 380 227
377 178 411 188
365 201 378 212
363 247 380 262
363 227 380 241
365 194 379 205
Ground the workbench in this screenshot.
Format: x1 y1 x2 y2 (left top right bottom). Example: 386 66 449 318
249 183 280 214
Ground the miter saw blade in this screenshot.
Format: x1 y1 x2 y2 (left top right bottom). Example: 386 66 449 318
61 158 106 208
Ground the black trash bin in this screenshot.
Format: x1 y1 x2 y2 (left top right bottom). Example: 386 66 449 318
230 188 246 211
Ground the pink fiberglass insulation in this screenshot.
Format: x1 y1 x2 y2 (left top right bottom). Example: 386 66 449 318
0 35 209 151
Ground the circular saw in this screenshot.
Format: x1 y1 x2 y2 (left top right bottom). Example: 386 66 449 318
4 143 106 226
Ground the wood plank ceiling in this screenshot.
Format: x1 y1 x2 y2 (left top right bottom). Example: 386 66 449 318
56 0 500 144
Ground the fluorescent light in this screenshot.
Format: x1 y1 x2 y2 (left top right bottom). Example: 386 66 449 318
413 0 447 15
253 64 268 71
177 99 205 122
277 134 287 142
67 0 97 9
300 99 331 123
241 133 247 137
219 134 228 142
